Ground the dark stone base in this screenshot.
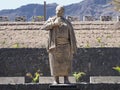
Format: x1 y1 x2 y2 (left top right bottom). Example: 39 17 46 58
1 48 120 82
48 84 79 90
0 83 120 90
78 83 120 90
47 84 79 90
49 84 77 88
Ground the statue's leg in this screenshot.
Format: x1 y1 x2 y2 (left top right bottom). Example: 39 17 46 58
64 76 70 84
53 76 59 84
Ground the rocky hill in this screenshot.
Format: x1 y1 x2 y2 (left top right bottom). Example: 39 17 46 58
0 0 120 21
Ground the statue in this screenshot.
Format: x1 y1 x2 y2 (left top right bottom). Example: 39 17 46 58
41 5 77 84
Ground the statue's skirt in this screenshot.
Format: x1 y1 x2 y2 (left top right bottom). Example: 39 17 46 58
49 44 72 76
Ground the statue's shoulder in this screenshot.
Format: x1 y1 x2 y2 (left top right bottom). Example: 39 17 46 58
47 16 57 22
51 16 57 19
63 17 72 26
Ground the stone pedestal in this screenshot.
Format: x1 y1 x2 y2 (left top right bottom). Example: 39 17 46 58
39 77 76 84
0 77 24 84
90 76 120 83
48 84 79 90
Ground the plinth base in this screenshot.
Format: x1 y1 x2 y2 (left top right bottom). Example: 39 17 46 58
48 84 79 90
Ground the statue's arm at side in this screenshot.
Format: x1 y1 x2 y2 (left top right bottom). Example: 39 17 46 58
67 21 77 54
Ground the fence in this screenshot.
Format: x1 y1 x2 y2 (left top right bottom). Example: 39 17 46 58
0 16 120 22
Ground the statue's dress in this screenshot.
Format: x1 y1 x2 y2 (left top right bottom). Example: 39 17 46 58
42 16 77 76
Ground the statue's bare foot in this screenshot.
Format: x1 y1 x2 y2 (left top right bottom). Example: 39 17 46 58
64 76 70 84
53 80 60 84
53 76 59 84
64 80 70 84
53 81 58 85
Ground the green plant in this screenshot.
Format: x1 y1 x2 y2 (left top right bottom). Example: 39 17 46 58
73 72 86 82
12 43 19 48
26 69 42 83
37 16 44 19
32 72 40 83
106 35 112 38
113 66 120 73
85 41 90 48
32 16 44 21
2 41 6 44
100 44 105 48
97 37 102 43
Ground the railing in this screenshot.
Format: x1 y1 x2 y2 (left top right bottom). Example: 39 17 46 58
0 16 120 22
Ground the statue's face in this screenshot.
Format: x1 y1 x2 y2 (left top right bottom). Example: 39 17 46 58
56 6 64 17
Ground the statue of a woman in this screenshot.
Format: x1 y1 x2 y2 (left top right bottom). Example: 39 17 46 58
41 5 77 84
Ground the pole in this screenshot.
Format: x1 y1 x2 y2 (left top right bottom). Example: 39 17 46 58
44 1 46 21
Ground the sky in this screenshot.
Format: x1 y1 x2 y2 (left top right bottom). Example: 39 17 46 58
0 0 83 10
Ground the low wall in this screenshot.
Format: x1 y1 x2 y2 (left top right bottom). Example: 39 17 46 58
0 48 120 82
0 21 120 48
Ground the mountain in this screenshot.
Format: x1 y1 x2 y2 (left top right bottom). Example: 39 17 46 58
0 3 57 21
0 0 120 21
65 0 120 20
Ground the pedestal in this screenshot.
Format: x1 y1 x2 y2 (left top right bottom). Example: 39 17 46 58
90 76 120 83
48 84 79 90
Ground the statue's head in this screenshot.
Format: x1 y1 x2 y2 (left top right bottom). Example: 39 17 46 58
56 5 64 17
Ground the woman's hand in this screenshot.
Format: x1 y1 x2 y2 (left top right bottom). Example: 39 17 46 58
53 17 62 27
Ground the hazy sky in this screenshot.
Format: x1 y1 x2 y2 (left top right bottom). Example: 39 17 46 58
0 0 83 10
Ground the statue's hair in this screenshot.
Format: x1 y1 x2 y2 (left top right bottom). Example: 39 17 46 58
56 5 64 12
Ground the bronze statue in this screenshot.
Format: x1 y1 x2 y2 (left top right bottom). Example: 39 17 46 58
41 5 77 84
